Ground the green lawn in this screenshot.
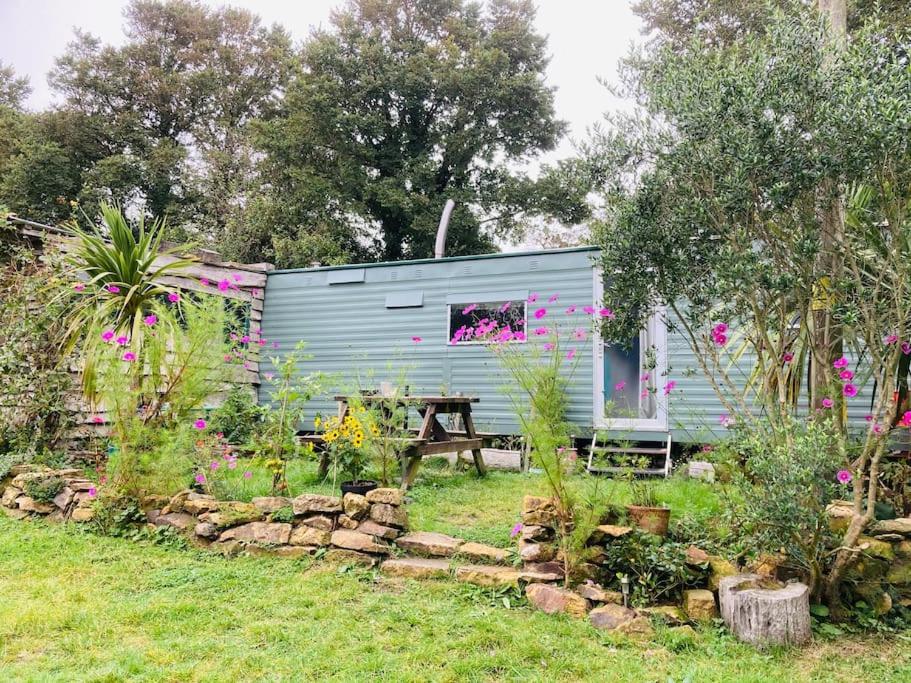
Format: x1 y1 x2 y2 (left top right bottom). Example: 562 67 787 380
0 473 910 681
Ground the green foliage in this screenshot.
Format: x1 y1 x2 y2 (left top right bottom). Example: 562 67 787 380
208 387 262 445
0 227 73 455
320 408 370 485
601 531 710 606
243 0 583 265
23 476 66 504
270 505 295 524
253 342 321 494
733 418 843 597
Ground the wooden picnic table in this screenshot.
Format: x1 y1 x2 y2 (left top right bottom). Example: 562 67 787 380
311 395 489 489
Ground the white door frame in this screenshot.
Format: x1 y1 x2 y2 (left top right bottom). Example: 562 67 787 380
592 269 669 431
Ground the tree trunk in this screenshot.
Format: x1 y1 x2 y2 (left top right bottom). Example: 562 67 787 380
719 574 812 647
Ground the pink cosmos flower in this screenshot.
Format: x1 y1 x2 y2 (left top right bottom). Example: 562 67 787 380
243 471 252 479
565 305 577 314
194 419 207 430
200 278 210 286
264 372 274 381
241 335 251 344
510 523 523 538
543 342 555 351
498 301 511 313
122 351 136 362
663 381 676 395
533 327 548 336
614 381 626 392
898 411 911 427
873 423 885 434
573 328 586 341
719 414 733 427
548 293 559 303
101 330 115 342
836 469 852 484
217 279 230 291
106 284 120 294
640 373 650 382
782 352 794 363
833 356 848 369
210 461 220 471
195 473 206 484
88 487 97 498
599 308 615 319
258 339 266 346
821 397 834 408
839 369 854 381
462 304 477 315
412 336 422 343
232 273 243 282
566 348 576 361
528 293 539 303
885 334 899 345
91 415 103 424
903 342 911 355
167 292 180 303
227 460 237 470
73 282 85 292
513 331 527 342
534 308 547 319
143 314 157 326
843 384 858 397
583 306 596 315
116 336 128 346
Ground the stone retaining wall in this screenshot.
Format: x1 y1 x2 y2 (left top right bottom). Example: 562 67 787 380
1 466 409 565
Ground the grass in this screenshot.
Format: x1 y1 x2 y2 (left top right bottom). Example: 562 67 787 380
0 516 909 682
209 457 727 548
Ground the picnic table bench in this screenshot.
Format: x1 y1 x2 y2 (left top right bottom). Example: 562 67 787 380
308 395 490 489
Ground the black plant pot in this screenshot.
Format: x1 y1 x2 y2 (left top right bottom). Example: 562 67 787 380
340 479 378 497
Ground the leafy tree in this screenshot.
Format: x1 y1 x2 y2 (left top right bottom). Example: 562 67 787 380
0 62 30 110
590 10 911 613
245 0 585 265
48 0 292 237
633 0 911 49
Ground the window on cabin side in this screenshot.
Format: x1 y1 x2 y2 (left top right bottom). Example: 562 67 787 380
447 300 527 345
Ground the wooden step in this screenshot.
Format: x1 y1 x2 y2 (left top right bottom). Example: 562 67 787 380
591 446 668 455
586 466 668 476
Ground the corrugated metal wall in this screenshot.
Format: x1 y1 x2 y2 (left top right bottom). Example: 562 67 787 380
259 248 599 434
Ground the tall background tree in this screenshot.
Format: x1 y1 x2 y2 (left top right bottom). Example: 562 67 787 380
233 0 587 266
27 0 292 241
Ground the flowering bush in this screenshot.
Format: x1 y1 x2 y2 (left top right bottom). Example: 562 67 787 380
318 409 372 484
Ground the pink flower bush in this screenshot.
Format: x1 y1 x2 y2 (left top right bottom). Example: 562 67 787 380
599 308 615 319
884 334 899 345
528 293 539 303
711 322 728 347
101 330 115 342
566 348 576 361
510 523 523 538
533 327 549 336
565 305 576 314
663 381 676 395
194 418 207 430
243 471 253 479
498 302 511 313
548 293 559 303
106 284 120 294
833 356 848 369
583 306 596 315
143 314 157 326
195 473 206 484
543 342 555 351
534 308 547 319
573 328 586 341
462 304 477 315
116 335 129 346
836 469 852 484
167 292 180 303
217 279 230 291
122 351 136 362
843 384 858 398
88 486 97 498
614 381 626 392
839 369 853 381
822 397 834 408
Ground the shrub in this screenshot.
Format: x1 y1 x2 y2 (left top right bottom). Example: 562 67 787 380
270 506 295 524
209 387 262 445
24 476 66 504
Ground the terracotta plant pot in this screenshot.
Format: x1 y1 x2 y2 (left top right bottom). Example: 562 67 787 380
626 504 671 536
340 480 378 497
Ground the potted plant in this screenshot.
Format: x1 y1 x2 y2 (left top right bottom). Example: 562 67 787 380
321 411 377 496
621 456 671 536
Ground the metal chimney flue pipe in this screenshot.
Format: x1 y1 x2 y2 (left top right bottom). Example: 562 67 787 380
434 199 455 259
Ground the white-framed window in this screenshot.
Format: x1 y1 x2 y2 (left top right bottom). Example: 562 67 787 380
447 300 528 345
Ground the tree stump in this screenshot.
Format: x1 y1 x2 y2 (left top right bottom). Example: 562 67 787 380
718 573 811 647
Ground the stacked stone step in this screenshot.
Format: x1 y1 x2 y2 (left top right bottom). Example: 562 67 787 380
1 465 97 522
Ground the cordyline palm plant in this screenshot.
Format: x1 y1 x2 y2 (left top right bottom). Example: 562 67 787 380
57 203 196 400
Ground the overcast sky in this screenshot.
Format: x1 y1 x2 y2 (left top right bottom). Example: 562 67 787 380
0 0 643 160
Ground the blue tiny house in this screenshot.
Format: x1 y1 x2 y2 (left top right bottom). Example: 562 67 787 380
257 246 789 444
